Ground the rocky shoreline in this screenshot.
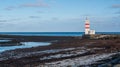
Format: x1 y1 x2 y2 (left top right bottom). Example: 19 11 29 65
0 34 120 67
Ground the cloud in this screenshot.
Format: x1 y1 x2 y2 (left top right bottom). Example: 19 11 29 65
5 0 49 10
29 16 40 18
37 11 44 13
115 11 120 14
0 20 7 22
10 18 21 21
52 17 59 20
21 2 48 8
21 0 49 8
112 4 120 8
5 6 17 10
0 18 21 23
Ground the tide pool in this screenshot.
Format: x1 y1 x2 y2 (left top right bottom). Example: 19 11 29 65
0 42 51 52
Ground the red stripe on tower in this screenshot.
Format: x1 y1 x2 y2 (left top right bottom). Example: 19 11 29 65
85 23 90 25
85 22 90 29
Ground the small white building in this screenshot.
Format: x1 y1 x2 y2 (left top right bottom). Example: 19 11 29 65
89 30 95 35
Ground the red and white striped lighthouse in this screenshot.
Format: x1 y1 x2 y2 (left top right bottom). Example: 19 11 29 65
85 17 95 35
85 17 90 35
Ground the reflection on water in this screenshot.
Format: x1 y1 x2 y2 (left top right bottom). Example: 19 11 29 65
0 42 51 52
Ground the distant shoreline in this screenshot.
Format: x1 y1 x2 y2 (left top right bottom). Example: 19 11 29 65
0 32 119 37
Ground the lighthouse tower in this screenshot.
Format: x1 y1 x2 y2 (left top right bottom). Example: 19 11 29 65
85 17 90 35
85 17 95 35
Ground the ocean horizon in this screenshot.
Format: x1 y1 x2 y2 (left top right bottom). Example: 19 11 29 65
0 32 119 36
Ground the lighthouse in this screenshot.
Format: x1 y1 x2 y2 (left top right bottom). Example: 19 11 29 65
85 17 95 35
85 17 90 35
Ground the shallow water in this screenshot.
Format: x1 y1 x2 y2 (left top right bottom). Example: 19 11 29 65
0 42 51 52
0 40 11 42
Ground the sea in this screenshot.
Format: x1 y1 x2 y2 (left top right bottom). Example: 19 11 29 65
0 32 120 36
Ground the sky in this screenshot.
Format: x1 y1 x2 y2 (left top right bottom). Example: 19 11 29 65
0 0 120 32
